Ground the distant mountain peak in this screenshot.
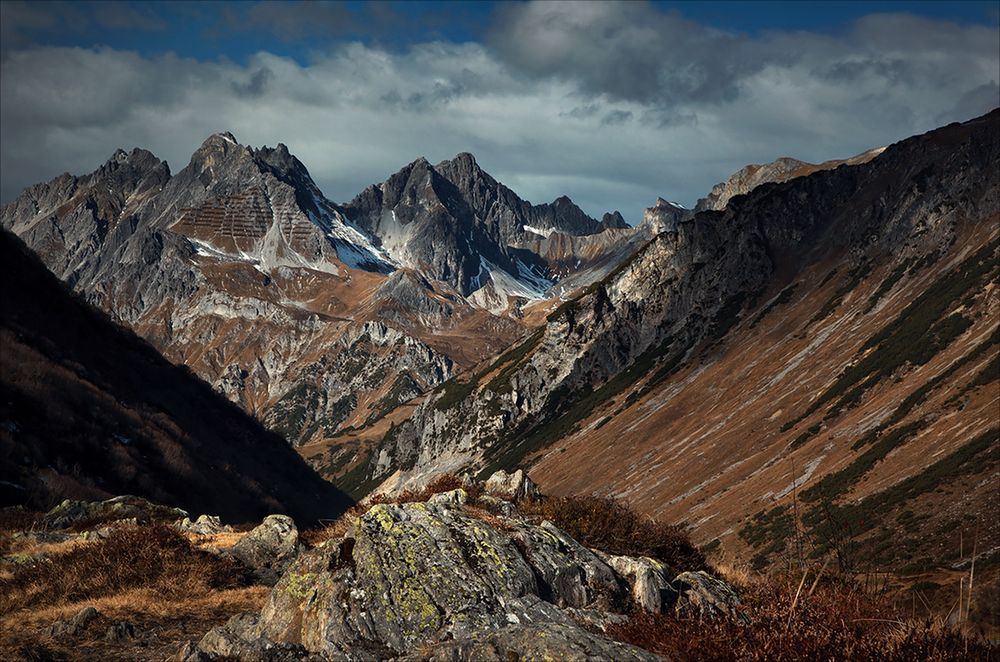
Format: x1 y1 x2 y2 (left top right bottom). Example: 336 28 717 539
601 211 629 230
210 130 238 144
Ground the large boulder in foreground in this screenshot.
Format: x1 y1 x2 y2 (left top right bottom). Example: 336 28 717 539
185 490 745 660
231 515 301 585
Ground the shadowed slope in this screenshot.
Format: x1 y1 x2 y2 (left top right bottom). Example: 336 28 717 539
0 230 351 523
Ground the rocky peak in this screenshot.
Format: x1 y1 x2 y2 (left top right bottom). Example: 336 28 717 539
640 197 690 234
601 210 629 230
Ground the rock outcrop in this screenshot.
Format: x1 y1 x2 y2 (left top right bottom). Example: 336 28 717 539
482 468 540 502
41 495 188 530
231 515 302 586
694 146 885 212
180 483 745 660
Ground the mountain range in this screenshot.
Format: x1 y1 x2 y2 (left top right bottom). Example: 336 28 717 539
325 111 1000 572
0 230 350 522
2 110 998 577
0 133 647 449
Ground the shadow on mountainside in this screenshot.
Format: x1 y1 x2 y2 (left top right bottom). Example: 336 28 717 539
0 230 352 524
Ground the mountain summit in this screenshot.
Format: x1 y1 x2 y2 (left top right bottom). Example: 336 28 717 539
0 135 636 450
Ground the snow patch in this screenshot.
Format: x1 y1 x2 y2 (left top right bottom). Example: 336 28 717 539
522 224 555 238
306 192 397 272
468 257 554 312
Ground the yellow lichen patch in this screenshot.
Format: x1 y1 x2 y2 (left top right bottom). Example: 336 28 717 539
284 572 318 600
365 505 397 532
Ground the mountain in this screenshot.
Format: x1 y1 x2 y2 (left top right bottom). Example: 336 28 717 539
1 134 656 449
0 230 350 523
341 152 632 303
695 146 886 212
0 136 542 448
340 110 1000 571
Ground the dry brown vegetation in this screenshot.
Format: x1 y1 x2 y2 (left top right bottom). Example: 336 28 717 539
1 525 247 615
521 494 708 571
0 522 262 661
605 575 992 661
0 586 268 662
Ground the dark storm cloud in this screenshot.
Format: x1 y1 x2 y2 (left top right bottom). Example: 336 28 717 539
601 110 633 126
489 1 759 106
0 1 997 222
489 1 999 122
232 67 274 97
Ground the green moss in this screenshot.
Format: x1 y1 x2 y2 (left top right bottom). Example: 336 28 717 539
284 571 318 600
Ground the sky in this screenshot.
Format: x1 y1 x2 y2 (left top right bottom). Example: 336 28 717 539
1 1 998 223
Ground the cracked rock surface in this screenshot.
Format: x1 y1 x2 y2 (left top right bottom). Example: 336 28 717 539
184 491 746 660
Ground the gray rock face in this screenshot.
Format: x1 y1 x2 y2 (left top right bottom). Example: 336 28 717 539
188 497 700 660
482 469 540 502
601 210 630 230
605 555 677 614
41 495 188 530
46 606 138 643
401 622 660 662
696 157 809 212
175 514 234 536
231 515 302 585
342 152 621 297
640 197 692 234
673 570 749 623
175 614 323 662
350 109 1000 495
694 146 885 212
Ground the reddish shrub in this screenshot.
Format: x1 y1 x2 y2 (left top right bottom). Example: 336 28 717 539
605 578 989 661
521 495 707 571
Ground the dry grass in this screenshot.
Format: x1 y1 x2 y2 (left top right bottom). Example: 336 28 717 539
0 524 248 615
3 536 88 559
520 495 708 571
0 586 268 662
604 576 992 661
181 530 248 553
0 521 262 661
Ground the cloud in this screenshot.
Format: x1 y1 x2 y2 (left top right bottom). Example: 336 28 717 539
1 2 997 224
0 1 165 52
490 1 757 106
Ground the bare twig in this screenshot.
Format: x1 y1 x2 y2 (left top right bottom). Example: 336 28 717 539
967 526 978 623
808 557 831 597
786 569 809 631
